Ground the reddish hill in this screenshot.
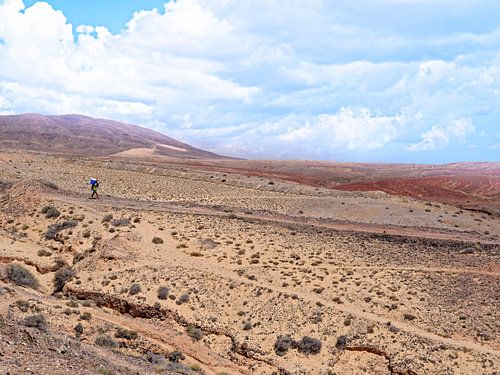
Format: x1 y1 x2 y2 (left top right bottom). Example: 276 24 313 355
0 113 225 159
156 159 500 215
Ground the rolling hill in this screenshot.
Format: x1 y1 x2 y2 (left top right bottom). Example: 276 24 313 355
0 113 224 159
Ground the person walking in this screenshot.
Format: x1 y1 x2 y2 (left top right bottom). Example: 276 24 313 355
90 178 100 199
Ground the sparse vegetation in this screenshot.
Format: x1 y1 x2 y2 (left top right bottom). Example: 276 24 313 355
37 249 52 257
158 286 169 300
41 205 60 218
336 335 348 350
102 214 113 223
274 335 296 356
74 322 83 337
95 335 118 348
186 325 203 341
177 293 190 305
115 328 138 340
147 351 165 364
152 236 164 244
169 350 185 363
5 264 39 289
297 336 322 355
53 267 76 292
111 218 130 227
45 220 78 240
404 313 417 321
190 364 203 372
129 283 141 295
15 299 30 312
80 312 92 321
23 314 47 331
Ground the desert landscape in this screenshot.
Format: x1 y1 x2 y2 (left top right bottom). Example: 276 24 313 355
0 114 498 374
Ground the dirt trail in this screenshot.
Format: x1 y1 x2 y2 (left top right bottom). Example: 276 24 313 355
53 191 500 246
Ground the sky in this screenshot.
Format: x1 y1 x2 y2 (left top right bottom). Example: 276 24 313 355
0 0 499 162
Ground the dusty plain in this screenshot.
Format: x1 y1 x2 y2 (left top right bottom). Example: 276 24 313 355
0 149 499 375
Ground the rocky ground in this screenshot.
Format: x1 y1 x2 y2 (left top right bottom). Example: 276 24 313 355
0 150 499 374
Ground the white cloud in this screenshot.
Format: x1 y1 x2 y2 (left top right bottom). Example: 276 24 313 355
279 108 404 150
408 118 475 151
0 0 499 161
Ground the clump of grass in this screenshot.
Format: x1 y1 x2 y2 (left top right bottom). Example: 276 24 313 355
15 300 30 312
37 249 52 257
45 220 78 240
41 206 60 219
23 314 47 331
80 312 92 321
53 267 76 292
274 335 296 356
146 351 165 364
115 328 138 340
336 335 348 350
129 283 141 295
102 214 113 223
404 313 416 321
297 336 322 355
169 350 185 363
111 219 130 227
176 293 190 305
158 286 169 300
5 264 39 289
95 335 118 348
152 236 164 244
190 364 203 372
74 322 83 337
186 325 203 341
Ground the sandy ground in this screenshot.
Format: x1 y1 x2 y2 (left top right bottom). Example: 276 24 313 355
0 150 499 375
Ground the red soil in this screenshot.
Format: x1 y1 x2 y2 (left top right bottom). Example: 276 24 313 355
335 174 500 214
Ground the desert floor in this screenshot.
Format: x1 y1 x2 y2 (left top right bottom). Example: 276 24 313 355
0 150 499 375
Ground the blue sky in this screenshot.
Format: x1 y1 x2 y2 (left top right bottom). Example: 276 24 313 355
23 0 167 33
0 0 499 162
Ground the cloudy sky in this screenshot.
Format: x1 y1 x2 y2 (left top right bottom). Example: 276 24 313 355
0 0 499 162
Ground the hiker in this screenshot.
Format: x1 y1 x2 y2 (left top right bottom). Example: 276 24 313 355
90 178 100 199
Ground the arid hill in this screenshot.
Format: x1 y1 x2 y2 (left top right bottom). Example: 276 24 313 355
0 113 225 159
112 157 500 215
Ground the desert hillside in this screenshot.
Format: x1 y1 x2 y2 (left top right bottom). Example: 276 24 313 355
0 114 224 159
0 149 499 374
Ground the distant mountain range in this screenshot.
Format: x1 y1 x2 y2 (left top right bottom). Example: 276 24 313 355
0 113 225 159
